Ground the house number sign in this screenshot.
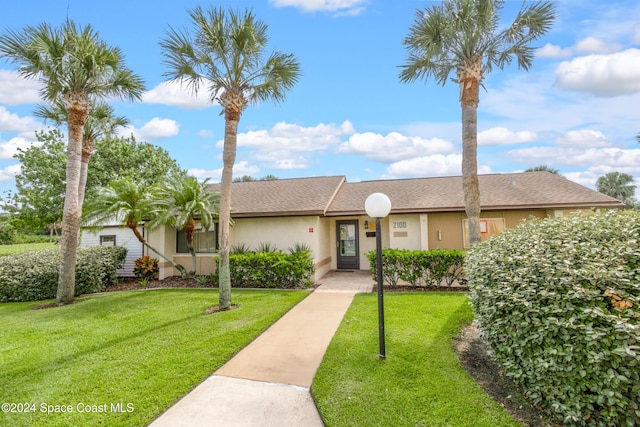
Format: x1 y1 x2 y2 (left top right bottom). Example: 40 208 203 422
392 221 407 229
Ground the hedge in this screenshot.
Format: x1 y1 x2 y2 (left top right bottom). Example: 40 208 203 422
0 245 127 302
467 210 640 426
365 248 465 288
212 249 313 289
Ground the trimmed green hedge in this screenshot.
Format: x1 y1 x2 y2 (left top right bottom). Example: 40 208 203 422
365 248 465 288
213 250 313 289
467 210 640 426
0 245 127 302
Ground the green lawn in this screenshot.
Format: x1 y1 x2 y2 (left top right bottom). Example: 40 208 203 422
0 242 56 256
312 292 521 427
0 289 309 427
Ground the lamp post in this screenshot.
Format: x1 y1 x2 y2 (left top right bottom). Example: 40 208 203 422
365 192 391 359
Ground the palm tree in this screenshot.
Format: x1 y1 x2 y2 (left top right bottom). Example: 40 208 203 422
146 175 219 276
160 6 301 309
596 172 636 206
399 0 556 245
35 100 129 211
83 178 189 277
0 20 144 305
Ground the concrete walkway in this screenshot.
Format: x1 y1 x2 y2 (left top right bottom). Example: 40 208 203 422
149 270 375 427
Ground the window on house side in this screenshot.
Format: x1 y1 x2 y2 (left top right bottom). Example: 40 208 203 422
176 225 218 253
100 235 116 246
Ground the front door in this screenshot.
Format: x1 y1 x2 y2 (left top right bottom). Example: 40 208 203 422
336 220 359 270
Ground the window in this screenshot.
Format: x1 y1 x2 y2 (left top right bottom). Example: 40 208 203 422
462 218 506 248
100 235 116 246
177 224 217 253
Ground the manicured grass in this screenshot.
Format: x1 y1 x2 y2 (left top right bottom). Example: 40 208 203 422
0 242 56 256
312 293 521 427
0 289 309 427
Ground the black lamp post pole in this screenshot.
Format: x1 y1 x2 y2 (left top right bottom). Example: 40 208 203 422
375 217 386 359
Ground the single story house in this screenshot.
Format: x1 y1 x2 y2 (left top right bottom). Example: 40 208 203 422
136 171 622 280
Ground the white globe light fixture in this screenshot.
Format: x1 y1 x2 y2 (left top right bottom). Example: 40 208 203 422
364 192 391 359
365 193 391 219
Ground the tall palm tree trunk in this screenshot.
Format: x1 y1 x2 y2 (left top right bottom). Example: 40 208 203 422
57 105 86 305
218 111 240 310
460 76 482 245
185 218 197 275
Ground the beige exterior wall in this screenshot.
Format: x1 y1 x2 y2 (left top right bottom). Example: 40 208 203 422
147 207 605 280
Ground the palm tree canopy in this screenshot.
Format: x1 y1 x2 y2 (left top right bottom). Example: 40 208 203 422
82 178 148 228
596 172 636 202
0 19 145 109
525 165 559 174
160 6 301 115
35 100 128 147
399 0 556 87
145 175 219 231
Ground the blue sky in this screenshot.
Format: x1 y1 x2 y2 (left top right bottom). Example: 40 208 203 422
1 0 639 200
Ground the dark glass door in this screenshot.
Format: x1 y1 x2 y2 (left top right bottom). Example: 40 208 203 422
337 220 359 270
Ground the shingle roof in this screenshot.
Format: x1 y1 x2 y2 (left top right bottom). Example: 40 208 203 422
209 176 345 217
325 172 623 215
207 172 623 217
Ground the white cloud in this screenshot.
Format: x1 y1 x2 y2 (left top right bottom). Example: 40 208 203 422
121 118 180 141
339 132 454 162
556 130 611 148
269 0 366 14
384 154 491 178
0 164 22 181
537 43 572 59
0 106 41 134
215 120 353 170
555 49 640 97
507 145 640 174
0 70 41 105
229 120 353 151
574 37 622 54
142 80 214 109
0 137 40 160
197 129 214 138
188 161 260 182
478 127 537 146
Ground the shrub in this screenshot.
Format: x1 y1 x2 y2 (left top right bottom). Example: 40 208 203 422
0 245 127 302
212 250 313 289
133 256 159 280
467 210 640 426
365 249 465 288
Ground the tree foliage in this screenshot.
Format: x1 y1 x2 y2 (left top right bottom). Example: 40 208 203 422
596 171 636 208
160 6 301 309
399 0 556 245
12 130 184 232
0 19 144 305
525 165 559 174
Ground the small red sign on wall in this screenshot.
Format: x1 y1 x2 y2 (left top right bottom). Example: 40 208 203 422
480 220 488 234
308 227 314 233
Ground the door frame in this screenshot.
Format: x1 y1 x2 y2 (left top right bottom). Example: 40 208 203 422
336 219 359 270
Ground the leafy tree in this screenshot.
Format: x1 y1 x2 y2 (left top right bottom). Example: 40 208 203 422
525 165 559 174
35 101 128 211
13 130 67 232
161 6 301 309
13 130 184 232
146 175 219 276
233 174 279 182
83 178 189 277
399 0 556 245
0 20 144 305
596 172 637 208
